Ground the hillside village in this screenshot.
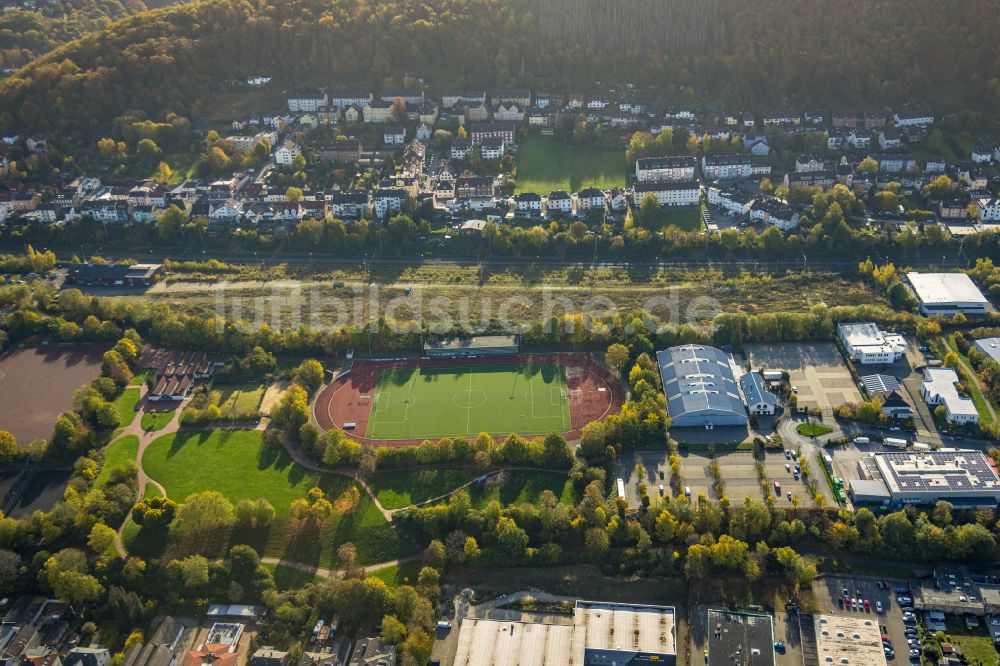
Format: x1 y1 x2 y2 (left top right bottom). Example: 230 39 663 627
0 84 998 242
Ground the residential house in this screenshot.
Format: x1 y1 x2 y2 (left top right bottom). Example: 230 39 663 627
455 101 489 124
762 110 800 126
379 89 424 105
971 143 995 164
751 200 800 231
248 648 289 666
534 92 562 109
26 133 46 153
373 188 407 218
329 91 372 109
209 200 243 224
873 153 916 173
707 186 754 215
750 156 772 176
804 109 824 125
784 169 835 189
317 139 362 163
513 192 543 214
527 108 555 127
587 96 609 110
416 101 438 125
493 102 525 122
362 100 395 124
745 136 771 156
847 130 872 149
468 121 515 145
10 192 40 212
879 129 904 150
274 141 302 166
415 123 433 143
880 391 913 420
893 109 934 127
702 153 752 180
480 136 505 160
924 156 947 174
635 155 697 182
455 176 494 199
577 188 607 213
383 126 406 145
347 638 394 666
795 155 828 173
566 94 585 109
979 198 1000 222
742 113 756 128
664 106 696 121
864 110 888 128
450 137 472 160
938 200 968 220
441 90 486 109
546 190 572 215
632 180 700 207
832 110 859 128
63 648 110 666
490 89 531 106
343 105 361 123
328 192 370 219
828 134 846 150
287 92 328 113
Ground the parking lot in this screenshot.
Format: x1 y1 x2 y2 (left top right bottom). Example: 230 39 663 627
744 342 862 413
619 444 836 508
815 575 916 664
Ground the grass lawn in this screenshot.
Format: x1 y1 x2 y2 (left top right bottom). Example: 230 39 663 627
264 563 319 590
95 435 139 488
367 363 570 440
112 388 142 428
369 561 421 590
796 423 834 437
368 469 479 510
214 382 267 417
659 206 703 232
942 617 999 665
514 135 625 193
139 430 414 567
461 471 577 508
942 335 995 427
129 369 154 386
141 410 175 431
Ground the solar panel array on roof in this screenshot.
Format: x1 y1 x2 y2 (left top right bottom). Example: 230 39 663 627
860 374 899 395
872 450 1000 505
657 345 747 427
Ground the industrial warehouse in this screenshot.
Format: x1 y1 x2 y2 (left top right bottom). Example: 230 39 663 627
905 272 990 316
657 345 778 428
850 450 1000 507
452 600 676 666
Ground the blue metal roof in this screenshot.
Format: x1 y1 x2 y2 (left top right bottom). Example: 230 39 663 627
656 345 746 423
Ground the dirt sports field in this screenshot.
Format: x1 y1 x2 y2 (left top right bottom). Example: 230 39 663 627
0 345 104 443
314 353 624 445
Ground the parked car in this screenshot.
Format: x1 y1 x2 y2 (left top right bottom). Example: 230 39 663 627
876 601 883 613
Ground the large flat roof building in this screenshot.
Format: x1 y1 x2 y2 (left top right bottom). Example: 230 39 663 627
837 322 907 364
453 601 676 666
657 345 747 428
850 450 1000 508
814 615 886 666
905 272 989 316
973 338 1000 365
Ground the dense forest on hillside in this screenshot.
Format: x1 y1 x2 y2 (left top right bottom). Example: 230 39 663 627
1 0 999 142
0 0 189 69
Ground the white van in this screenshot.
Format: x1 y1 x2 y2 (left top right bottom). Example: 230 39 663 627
854 436 870 445
684 486 691 497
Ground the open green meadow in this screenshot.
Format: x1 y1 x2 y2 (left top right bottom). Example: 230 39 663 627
368 469 479 509
367 363 570 440
214 382 267 417
135 430 413 567
96 435 139 488
112 388 142 428
514 135 626 193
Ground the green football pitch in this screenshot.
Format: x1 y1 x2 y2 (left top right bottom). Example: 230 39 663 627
366 363 571 440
